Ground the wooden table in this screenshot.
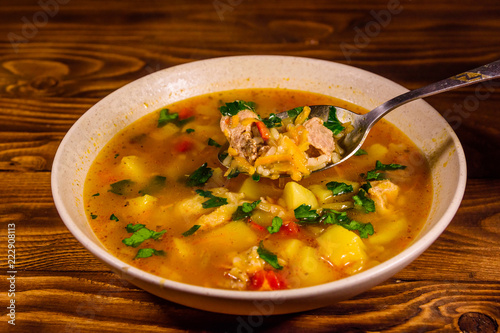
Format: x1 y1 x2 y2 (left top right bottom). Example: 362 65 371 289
1 0 499 331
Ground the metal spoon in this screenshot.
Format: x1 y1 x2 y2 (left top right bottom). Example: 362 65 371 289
219 59 500 174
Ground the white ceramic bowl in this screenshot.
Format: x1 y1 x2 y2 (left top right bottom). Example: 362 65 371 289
51 56 466 315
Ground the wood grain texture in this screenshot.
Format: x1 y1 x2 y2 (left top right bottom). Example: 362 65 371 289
0 0 499 332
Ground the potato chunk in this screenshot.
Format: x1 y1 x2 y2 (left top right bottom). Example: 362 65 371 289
120 155 147 182
126 194 157 215
317 225 367 274
196 221 258 254
283 181 318 210
289 246 337 287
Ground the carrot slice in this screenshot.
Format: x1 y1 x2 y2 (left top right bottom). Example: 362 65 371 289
256 121 270 141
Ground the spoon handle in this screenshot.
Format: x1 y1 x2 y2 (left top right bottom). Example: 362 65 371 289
364 59 500 125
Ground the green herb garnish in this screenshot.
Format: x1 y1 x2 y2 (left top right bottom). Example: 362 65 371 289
108 179 135 195
92 193 100 197
227 168 240 179
186 128 195 133
186 163 213 187
252 173 260 182
257 241 283 270
219 100 256 116
208 138 221 148
361 181 372 192
375 160 407 171
157 108 179 127
125 223 146 233
287 107 304 120
293 206 374 238
134 248 165 259
232 200 261 220
354 149 367 156
353 189 376 213
294 204 320 223
139 175 166 195
365 170 386 181
122 225 166 247
195 189 228 208
323 106 345 135
340 219 374 238
110 214 119 221
90 213 97 219
182 225 201 237
262 113 282 128
364 160 407 180
326 181 354 196
267 216 283 234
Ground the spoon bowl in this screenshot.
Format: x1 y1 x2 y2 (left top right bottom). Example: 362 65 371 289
219 59 500 175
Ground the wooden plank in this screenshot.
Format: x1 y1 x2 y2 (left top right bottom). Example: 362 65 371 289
0 272 498 332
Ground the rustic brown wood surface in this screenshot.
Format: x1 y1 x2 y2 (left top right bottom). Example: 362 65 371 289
1 0 499 332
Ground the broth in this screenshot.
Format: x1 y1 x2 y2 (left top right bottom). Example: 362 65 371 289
84 88 432 290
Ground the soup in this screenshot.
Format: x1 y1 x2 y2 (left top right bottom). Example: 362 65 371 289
84 88 432 290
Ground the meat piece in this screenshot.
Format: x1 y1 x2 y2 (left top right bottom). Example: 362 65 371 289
368 180 399 213
220 110 261 162
304 118 335 157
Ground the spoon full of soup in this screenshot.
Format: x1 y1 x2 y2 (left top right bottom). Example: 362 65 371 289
218 60 500 180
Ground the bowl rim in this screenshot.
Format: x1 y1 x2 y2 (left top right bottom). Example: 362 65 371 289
51 55 467 302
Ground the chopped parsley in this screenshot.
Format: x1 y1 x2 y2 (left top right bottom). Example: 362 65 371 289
321 210 374 238
90 213 97 219
182 225 201 237
125 223 146 233
219 100 256 116
92 193 100 197
294 205 374 238
134 248 165 259
157 108 179 127
375 160 407 171
139 175 166 195
252 173 260 182
227 168 240 179
262 113 282 128
267 216 283 234
186 163 213 187
122 224 166 248
232 200 261 220
353 189 376 213
354 149 367 156
158 108 194 128
195 189 228 208
186 128 195 133
294 204 320 223
340 220 374 238
108 179 135 195
365 170 386 181
323 106 345 135
110 214 119 222
218 152 228 161
257 241 283 270
287 107 304 120
114 153 120 159
361 181 372 192
364 160 407 181
208 138 221 148
326 181 354 196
